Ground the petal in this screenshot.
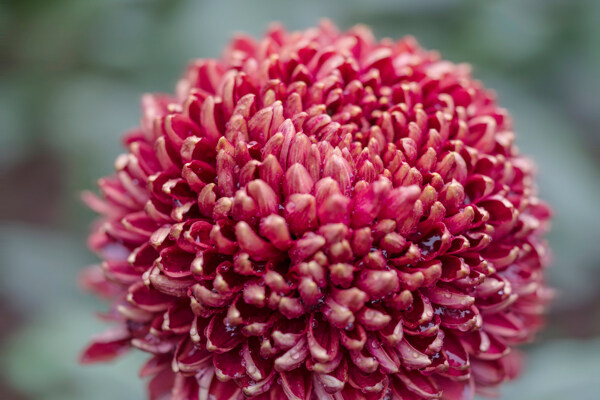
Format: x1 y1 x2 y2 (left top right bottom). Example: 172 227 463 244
156 246 195 278
173 336 211 373
437 376 474 400
206 375 242 399
242 338 272 381
241 369 277 397
148 368 175 400
280 369 312 400
128 281 174 312
396 338 431 369
274 336 309 371
348 366 386 393
80 326 130 364
307 315 340 363
316 357 348 393
140 353 171 377
442 332 470 371
470 358 505 386
214 347 246 380
235 221 280 261
205 313 244 353
421 286 474 309
366 337 399 374
393 369 441 399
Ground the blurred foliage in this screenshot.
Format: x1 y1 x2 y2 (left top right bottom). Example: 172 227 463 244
0 1 598 399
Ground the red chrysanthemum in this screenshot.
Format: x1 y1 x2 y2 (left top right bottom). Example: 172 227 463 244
81 21 552 400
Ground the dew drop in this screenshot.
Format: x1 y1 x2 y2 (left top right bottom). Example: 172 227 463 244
420 233 441 256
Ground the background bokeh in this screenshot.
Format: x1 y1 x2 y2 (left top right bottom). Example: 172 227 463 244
1 0 599 399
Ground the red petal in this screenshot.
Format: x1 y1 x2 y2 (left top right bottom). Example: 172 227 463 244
366 337 399 374
442 332 470 370
242 338 272 381
148 368 175 400
340 323 367 351
102 260 140 285
235 221 280 261
241 369 277 397
214 346 246 380
80 326 130 364
274 336 309 371
437 376 474 400
128 281 174 312
207 376 242 399
316 357 348 393
348 366 386 393
172 374 199 400
470 358 505 386
307 315 340 363
394 369 441 399
280 369 312 400
421 286 474 309
163 302 194 334
205 313 244 353
174 336 211 373
139 353 171 377
396 338 431 369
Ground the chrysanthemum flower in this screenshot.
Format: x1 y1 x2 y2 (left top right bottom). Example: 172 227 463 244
80 21 552 400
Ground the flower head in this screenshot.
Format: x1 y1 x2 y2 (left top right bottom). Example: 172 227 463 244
81 21 552 400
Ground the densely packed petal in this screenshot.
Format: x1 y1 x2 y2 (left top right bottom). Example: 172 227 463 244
81 20 552 400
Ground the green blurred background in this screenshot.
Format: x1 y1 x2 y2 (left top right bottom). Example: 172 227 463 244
1 0 599 399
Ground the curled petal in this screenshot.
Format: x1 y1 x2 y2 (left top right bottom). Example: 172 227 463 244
356 269 399 299
284 163 315 198
289 233 326 262
173 336 211 373
235 221 280 261
213 347 245 380
331 287 367 312
357 307 391 331
442 332 470 371
366 337 399 374
241 369 277 397
274 336 309 371
259 214 293 250
421 286 475 309
396 338 431 369
307 315 340 363
348 365 386 393
285 193 318 236
316 357 348 393
128 282 173 312
205 313 244 353
280 369 312 400
393 369 441 399
340 323 367 351
206 376 242 399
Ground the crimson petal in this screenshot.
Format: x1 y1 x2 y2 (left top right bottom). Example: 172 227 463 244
205 313 244 353
173 336 211 373
128 281 174 312
80 326 131 364
280 369 312 400
214 346 246 380
394 369 441 399
307 315 340 363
